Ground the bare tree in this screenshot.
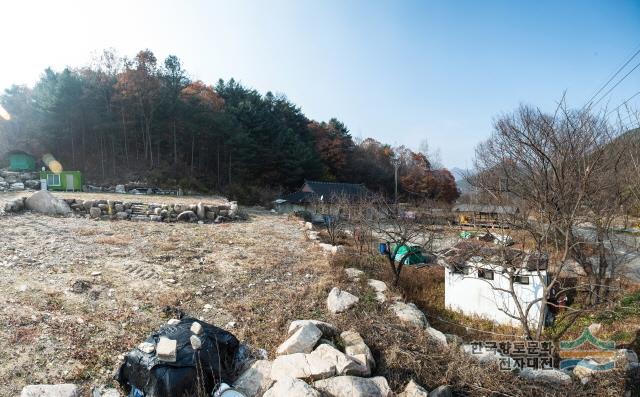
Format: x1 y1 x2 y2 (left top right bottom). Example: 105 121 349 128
468 100 636 340
361 193 439 285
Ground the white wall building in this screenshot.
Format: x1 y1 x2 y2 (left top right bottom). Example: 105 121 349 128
442 242 548 328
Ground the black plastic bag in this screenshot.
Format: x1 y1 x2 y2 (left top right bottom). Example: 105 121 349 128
116 317 239 397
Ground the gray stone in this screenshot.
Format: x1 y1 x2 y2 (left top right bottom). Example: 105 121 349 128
425 327 448 346
288 319 340 338
398 379 429 397
21 384 80 397
276 323 322 355
10 182 25 190
264 377 321 397
341 330 375 374
367 279 388 292
573 359 598 384
588 323 602 335
310 343 369 376
114 204 124 212
519 367 571 385
190 335 202 350
205 211 217 220
313 376 392 397
91 386 120 397
90 207 102 219
24 179 40 189
138 342 155 354
390 302 428 328
271 353 335 381
4 197 24 212
115 211 129 220
428 385 452 397
149 215 162 222
157 337 177 362
25 190 71 215
115 184 125 193
177 210 197 222
327 287 359 314
191 321 203 335
234 360 274 397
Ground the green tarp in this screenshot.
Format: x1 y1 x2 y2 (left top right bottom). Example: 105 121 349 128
391 244 426 265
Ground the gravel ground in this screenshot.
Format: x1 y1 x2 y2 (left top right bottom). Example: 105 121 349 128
0 191 331 395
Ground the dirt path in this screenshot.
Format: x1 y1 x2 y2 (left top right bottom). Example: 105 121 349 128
0 194 331 395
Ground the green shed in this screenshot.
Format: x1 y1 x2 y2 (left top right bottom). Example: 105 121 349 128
8 151 36 171
39 171 82 191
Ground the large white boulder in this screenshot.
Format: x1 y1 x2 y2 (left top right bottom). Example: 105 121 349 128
233 360 274 396
367 279 388 292
327 288 359 314
25 191 71 215
344 268 364 280
309 343 369 376
390 302 429 328
263 377 321 397
270 353 335 381
340 330 375 375
21 384 80 397
397 379 429 397
276 323 322 355
313 376 392 397
425 327 448 346
288 320 340 338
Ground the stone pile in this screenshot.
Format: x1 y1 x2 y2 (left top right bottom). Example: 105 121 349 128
4 194 240 223
233 318 448 397
0 170 40 192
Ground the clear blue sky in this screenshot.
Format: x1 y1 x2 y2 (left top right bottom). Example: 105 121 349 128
1 0 639 169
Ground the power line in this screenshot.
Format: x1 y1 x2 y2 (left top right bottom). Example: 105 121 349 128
583 43 640 110
590 59 640 109
606 90 640 117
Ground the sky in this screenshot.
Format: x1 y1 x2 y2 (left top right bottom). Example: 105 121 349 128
1 0 639 170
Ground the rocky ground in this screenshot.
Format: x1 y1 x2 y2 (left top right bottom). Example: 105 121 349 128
1 192 637 397
0 192 331 395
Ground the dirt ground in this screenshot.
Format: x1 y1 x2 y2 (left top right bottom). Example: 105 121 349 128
0 192 333 395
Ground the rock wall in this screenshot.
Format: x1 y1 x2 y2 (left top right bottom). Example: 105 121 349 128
0 170 40 191
3 196 240 223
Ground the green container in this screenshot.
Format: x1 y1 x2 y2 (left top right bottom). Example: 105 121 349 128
391 244 425 265
39 171 82 191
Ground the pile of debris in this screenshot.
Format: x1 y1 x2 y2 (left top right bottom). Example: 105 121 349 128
3 192 241 223
0 170 40 191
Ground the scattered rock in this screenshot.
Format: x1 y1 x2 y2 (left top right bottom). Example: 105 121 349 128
157 337 177 362
288 319 339 338
271 352 335 381
190 321 203 335
340 330 375 374
344 268 364 280
367 279 387 292
398 379 429 397
115 184 126 193
573 359 599 384
425 327 448 346
91 386 120 397
428 385 453 397
25 191 71 215
89 207 101 219
305 222 313 230
264 376 321 397
327 287 359 314
314 376 392 397
115 211 129 220
519 367 572 385
177 210 197 222
233 360 274 397
390 302 428 328
310 343 369 376
190 335 202 350
20 384 80 397
276 323 322 355
167 319 180 325
137 342 155 354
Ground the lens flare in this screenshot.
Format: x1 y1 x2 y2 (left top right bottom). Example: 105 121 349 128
42 153 63 173
0 105 9 121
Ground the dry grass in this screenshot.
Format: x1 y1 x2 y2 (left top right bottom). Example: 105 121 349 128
74 227 100 236
95 235 129 246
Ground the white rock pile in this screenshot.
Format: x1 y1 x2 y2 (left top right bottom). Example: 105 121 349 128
232 318 447 397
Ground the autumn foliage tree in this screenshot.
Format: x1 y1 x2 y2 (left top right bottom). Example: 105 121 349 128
0 48 459 204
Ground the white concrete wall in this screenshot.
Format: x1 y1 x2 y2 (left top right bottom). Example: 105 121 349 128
444 262 546 327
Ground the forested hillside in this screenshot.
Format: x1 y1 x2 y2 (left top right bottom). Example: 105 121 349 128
0 49 458 203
